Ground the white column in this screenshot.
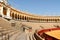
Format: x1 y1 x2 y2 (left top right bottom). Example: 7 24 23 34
17 14 18 20
6 8 11 19
0 6 4 17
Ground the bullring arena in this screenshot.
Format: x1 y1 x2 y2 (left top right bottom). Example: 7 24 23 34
0 0 60 40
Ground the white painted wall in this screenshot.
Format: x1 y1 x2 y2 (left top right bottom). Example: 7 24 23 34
0 6 4 17
0 0 3 2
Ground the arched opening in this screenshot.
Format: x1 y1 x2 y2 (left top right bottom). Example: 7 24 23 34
22 16 24 20
20 15 21 20
15 14 17 19
3 7 7 15
55 19 58 22
18 15 19 19
12 13 14 19
25 16 27 20
46 19 48 22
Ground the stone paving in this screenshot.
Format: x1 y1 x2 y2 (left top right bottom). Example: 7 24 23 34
9 32 21 40
15 32 27 40
15 32 33 40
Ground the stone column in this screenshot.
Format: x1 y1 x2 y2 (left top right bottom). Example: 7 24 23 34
6 8 11 19
0 6 4 17
17 14 18 20
27 17 29 21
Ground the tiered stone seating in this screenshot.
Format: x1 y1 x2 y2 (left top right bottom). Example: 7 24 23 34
1 17 60 40
0 17 20 40
0 26 20 40
10 20 23 30
20 21 60 34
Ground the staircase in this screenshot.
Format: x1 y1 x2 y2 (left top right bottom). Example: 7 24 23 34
0 17 21 40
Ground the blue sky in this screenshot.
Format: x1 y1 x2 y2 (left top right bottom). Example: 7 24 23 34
8 0 60 16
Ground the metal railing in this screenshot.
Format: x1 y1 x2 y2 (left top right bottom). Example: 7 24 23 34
33 33 45 40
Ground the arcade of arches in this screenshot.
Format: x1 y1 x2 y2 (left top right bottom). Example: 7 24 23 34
0 2 60 23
